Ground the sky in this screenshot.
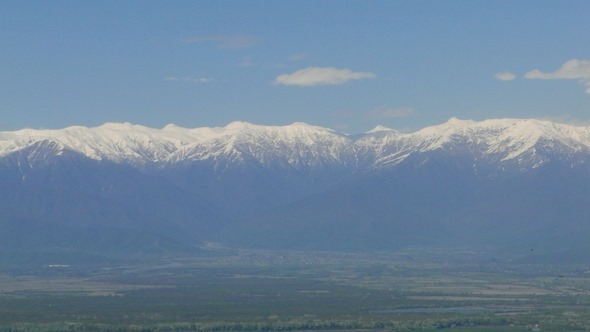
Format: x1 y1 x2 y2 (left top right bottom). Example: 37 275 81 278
1 1 589 134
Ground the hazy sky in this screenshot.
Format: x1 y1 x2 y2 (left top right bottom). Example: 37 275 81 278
1 1 589 133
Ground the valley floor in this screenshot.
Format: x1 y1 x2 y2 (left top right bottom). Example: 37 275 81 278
0 249 589 331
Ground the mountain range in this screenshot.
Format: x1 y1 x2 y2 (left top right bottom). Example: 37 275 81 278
2 118 590 263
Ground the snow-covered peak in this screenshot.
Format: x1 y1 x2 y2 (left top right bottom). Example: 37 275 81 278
366 125 396 134
445 117 477 126
96 122 137 129
349 117 590 169
165 121 354 170
415 117 476 135
0 123 195 164
224 121 258 131
163 123 184 131
3 118 590 172
290 121 312 127
403 118 590 164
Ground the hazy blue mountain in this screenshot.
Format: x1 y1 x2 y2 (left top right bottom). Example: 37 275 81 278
2 118 590 261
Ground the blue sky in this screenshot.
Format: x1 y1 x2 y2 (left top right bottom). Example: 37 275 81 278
1 1 589 133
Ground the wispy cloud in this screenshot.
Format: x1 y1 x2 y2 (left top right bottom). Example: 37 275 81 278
274 67 376 87
165 76 213 84
369 106 416 119
185 35 257 49
238 58 256 68
184 77 212 83
494 71 516 81
524 59 590 94
288 53 309 61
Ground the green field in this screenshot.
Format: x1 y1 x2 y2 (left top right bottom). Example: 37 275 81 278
0 249 589 331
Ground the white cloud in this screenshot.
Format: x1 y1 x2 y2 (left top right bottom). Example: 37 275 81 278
369 106 416 119
525 59 590 79
274 67 376 87
524 59 590 94
185 35 257 49
494 71 516 81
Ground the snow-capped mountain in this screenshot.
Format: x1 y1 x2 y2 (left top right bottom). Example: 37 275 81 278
3 117 590 173
355 118 590 170
0 122 195 166
164 121 357 172
3 118 590 260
